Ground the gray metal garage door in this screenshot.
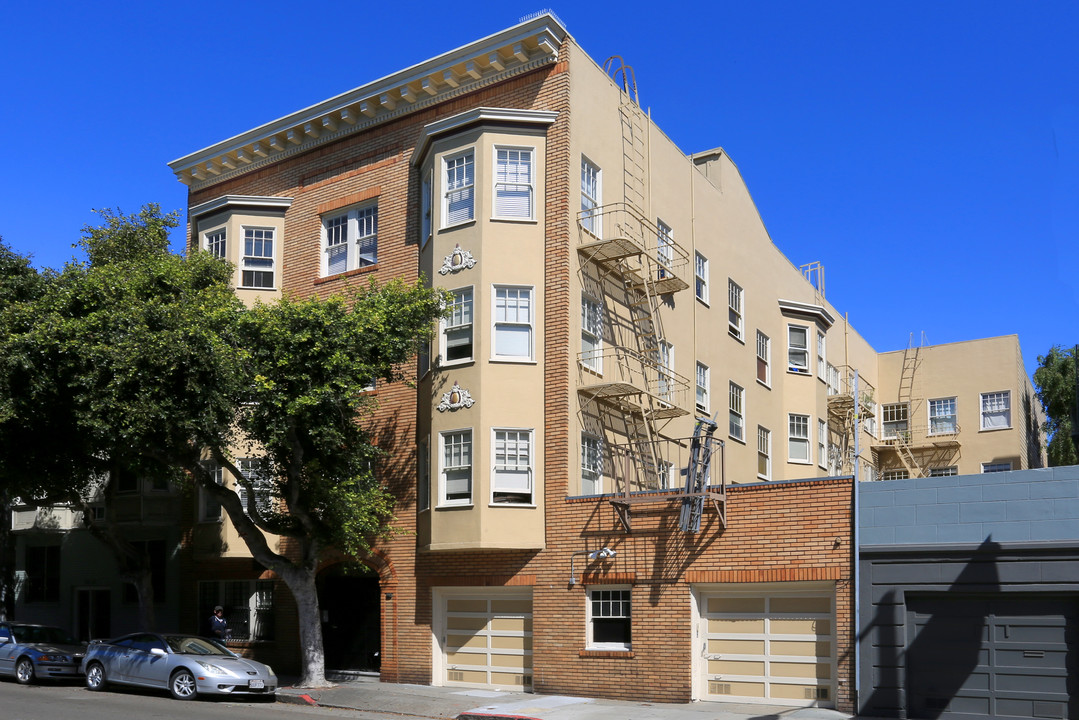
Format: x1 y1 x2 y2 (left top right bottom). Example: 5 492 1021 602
906 594 1078 719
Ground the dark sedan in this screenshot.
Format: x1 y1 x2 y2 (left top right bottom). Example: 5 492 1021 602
81 632 276 700
0 623 86 684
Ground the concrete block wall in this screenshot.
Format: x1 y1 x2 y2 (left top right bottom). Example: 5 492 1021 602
859 466 1079 546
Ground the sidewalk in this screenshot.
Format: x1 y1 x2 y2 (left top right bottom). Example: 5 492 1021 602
276 674 854 720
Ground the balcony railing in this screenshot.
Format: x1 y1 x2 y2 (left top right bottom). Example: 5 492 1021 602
577 346 691 418
576 202 690 295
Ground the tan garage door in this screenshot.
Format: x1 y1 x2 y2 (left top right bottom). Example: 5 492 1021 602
701 587 835 707
441 592 532 690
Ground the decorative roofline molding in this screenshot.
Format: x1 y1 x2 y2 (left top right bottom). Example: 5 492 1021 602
189 195 294 219
777 299 836 329
169 14 568 190
413 107 559 166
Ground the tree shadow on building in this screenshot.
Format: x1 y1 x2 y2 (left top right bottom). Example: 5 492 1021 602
859 536 1002 719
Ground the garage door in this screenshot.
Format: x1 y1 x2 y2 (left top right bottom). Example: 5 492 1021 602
906 594 1078 719
439 591 532 691
700 587 835 706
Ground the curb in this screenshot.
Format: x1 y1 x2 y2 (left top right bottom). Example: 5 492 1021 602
276 693 320 707
456 714 543 720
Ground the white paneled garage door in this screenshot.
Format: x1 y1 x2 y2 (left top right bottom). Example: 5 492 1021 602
699 585 836 707
435 589 532 691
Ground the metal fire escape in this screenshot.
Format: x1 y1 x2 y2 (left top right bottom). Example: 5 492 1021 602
575 58 725 533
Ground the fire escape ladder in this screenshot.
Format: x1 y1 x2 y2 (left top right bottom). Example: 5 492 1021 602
603 55 647 215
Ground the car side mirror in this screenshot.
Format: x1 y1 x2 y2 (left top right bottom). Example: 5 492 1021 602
150 648 167 656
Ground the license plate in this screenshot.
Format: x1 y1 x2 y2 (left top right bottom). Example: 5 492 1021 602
249 679 265 689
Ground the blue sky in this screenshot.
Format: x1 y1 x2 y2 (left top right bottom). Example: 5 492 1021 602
2 2 1076 378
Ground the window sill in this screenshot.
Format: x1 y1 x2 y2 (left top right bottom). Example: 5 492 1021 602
239 286 278 292
579 649 633 658
757 379 772 390
491 216 538 224
757 474 771 481
788 368 811 375
728 434 746 446
788 459 812 465
314 264 380 285
695 297 709 307
978 426 1012 433
490 357 538 365
728 331 745 345
440 219 477 232
438 359 475 369
436 503 474 510
488 502 537 509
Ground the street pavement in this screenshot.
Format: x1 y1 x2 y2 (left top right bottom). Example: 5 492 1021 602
276 673 855 720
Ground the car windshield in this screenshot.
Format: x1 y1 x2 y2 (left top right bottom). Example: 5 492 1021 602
12 625 78 645
164 636 233 656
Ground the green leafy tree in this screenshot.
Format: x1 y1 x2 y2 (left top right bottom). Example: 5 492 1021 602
1034 346 1079 466
1 207 443 685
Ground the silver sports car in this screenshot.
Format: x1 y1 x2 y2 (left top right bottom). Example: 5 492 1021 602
81 632 276 700
0 623 86 684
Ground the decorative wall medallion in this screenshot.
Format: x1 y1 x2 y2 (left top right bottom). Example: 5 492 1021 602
437 382 475 412
439 244 476 275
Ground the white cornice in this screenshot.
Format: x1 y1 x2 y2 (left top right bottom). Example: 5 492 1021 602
169 14 568 190
189 195 294 219
777 299 836 329
413 107 559 166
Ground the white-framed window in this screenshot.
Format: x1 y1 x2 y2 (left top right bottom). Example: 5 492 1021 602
882 403 910 440
817 331 827 381
657 340 674 402
442 287 473 364
581 295 604 373
656 220 674 279
787 324 809 373
694 252 709 304
756 331 771 386
827 363 840 395
864 401 878 438
493 146 534 220
204 228 226 259
421 169 433 247
581 433 603 495
982 462 1012 473
695 362 709 413
492 285 533 361
241 227 275 289
729 382 744 442
728 280 744 341
492 428 533 504
443 150 475 227
587 587 631 651
417 436 430 512
929 397 958 435
980 391 1011 430
928 466 959 477
580 157 601 234
321 203 378 276
818 419 828 469
880 469 909 481
198 580 274 641
198 463 224 522
237 458 275 519
788 413 810 463
440 429 472 506
757 426 771 480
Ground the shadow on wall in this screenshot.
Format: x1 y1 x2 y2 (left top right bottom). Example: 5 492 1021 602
860 536 1002 719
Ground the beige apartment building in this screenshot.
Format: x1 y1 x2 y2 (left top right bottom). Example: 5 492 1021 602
162 12 1043 712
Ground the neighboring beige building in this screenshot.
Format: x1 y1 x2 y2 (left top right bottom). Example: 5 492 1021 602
163 12 1043 712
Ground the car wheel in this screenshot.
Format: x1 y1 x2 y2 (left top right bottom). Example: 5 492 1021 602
85 662 107 691
169 668 197 701
15 657 35 685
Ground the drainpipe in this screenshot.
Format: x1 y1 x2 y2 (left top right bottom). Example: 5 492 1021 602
852 368 861 711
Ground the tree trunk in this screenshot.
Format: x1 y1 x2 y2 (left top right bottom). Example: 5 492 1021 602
129 565 156 632
276 563 328 687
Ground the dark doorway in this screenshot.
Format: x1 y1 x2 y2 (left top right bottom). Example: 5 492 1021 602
317 563 380 673
75 588 111 641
